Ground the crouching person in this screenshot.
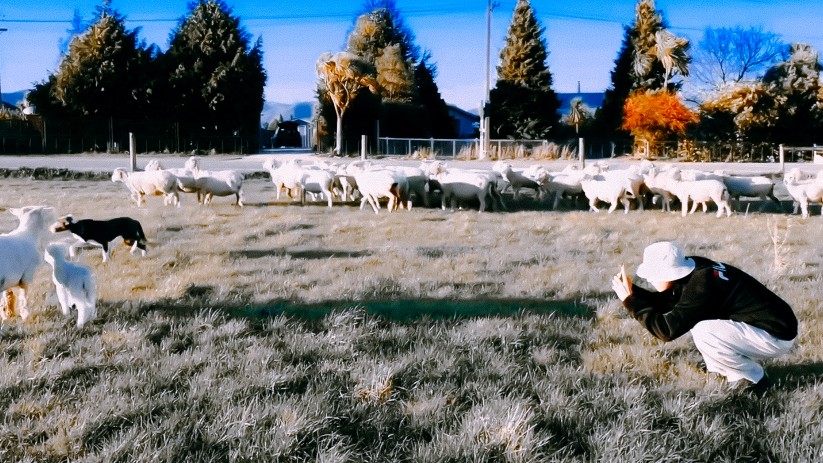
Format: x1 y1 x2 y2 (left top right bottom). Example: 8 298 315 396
44 243 98 328
612 241 798 394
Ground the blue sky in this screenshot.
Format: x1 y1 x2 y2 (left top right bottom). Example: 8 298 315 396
2 0 823 111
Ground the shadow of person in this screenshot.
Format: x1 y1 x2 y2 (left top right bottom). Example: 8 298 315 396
768 361 823 391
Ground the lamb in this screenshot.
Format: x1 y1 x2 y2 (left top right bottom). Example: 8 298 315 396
383 165 429 208
0 206 57 321
184 157 245 207
44 243 97 328
579 173 632 214
112 168 180 207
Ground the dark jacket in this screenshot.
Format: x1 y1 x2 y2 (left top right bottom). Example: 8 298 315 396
622 256 798 342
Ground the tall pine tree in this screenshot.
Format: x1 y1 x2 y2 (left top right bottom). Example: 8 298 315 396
762 43 823 144
487 0 560 140
52 4 146 118
593 26 635 139
161 0 266 151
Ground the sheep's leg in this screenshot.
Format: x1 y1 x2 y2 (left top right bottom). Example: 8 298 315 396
621 197 631 214
16 284 29 320
370 195 381 214
56 285 71 317
1 289 13 320
607 200 618 214
236 190 245 207
589 199 600 213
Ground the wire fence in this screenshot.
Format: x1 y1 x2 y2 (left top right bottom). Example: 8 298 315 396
375 137 823 164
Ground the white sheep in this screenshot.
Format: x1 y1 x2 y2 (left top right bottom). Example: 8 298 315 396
544 170 586 210
112 168 181 207
579 173 632 214
715 173 781 211
783 174 823 218
185 157 245 207
643 167 679 212
383 165 429 208
492 161 542 200
666 170 732 217
353 169 409 214
44 243 97 328
0 206 57 321
144 159 199 198
263 158 336 207
425 162 502 212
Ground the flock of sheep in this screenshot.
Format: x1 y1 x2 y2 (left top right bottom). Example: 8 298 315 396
115 155 823 218
2 155 822 329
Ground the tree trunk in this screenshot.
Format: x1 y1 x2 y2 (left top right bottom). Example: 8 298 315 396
335 111 344 155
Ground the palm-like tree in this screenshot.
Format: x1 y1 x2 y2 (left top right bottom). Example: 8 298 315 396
654 30 690 89
316 51 379 154
566 97 588 134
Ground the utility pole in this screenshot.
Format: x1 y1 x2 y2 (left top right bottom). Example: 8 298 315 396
479 0 497 160
0 28 7 106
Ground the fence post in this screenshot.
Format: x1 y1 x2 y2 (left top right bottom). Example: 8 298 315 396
779 144 784 173
361 134 368 160
129 132 137 171
578 137 585 168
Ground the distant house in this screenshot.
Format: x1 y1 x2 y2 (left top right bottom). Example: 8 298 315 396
447 105 480 139
556 92 605 116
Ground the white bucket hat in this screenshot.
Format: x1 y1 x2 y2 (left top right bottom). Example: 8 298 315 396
636 241 695 282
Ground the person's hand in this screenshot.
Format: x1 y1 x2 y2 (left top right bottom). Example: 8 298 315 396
612 264 632 301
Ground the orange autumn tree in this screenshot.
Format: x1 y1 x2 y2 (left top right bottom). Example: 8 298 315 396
622 90 698 157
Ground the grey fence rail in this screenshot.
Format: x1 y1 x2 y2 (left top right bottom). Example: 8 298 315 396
376 137 823 164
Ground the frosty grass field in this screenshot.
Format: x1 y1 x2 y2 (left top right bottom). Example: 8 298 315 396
0 161 822 462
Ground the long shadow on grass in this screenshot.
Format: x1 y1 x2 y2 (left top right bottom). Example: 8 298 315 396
127 286 597 322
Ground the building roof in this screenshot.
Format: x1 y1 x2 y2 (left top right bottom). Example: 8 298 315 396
446 104 480 121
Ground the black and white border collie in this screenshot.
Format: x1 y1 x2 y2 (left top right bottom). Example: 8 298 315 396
51 215 148 262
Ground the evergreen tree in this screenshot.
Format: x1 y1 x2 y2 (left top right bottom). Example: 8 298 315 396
162 0 266 149
349 2 419 64
487 0 560 139
375 43 415 103
593 26 635 138
52 3 145 118
762 43 823 144
415 52 456 138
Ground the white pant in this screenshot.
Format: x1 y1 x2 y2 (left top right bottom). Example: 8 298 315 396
690 319 795 383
